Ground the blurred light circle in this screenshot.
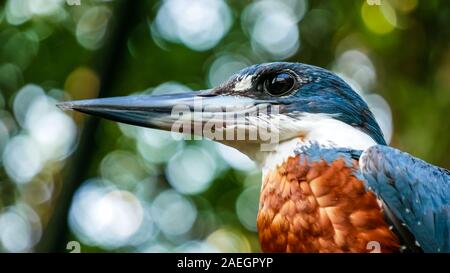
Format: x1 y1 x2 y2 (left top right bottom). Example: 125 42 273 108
215 143 256 172
333 50 376 91
361 2 397 35
150 81 192 96
137 128 184 164
26 96 77 161
208 54 250 88
252 13 299 59
100 150 147 189
235 185 260 232
5 0 32 25
206 228 251 252
64 67 100 101
97 190 144 239
3 135 43 184
0 210 31 252
152 0 232 51
166 146 216 195
69 180 145 248
242 0 304 59
28 0 63 16
0 204 42 252
5 0 64 25
76 6 112 50
13 84 45 128
13 85 77 163
151 190 197 236
69 180 108 244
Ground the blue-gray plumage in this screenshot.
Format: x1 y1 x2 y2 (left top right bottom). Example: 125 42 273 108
295 143 363 164
360 145 450 252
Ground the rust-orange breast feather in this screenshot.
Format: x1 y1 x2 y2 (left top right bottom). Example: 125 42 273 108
257 155 400 253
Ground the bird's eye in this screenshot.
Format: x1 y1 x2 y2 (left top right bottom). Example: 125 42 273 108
263 72 296 96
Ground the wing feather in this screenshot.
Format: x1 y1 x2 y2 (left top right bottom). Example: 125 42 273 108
360 145 450 252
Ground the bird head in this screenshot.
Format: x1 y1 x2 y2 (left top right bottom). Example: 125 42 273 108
58 62 385 161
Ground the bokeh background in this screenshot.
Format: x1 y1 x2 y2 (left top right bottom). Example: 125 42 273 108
0 0 449 253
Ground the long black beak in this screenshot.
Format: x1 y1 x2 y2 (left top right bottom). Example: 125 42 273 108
57 90 275 136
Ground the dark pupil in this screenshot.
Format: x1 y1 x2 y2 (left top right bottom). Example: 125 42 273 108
264 73 294 95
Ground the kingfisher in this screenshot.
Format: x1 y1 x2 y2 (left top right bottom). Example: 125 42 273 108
58 62 450 253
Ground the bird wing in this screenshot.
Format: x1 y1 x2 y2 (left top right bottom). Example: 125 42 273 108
360 145 450 252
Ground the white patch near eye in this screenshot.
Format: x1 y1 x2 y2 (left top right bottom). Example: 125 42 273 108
233 75 254 91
